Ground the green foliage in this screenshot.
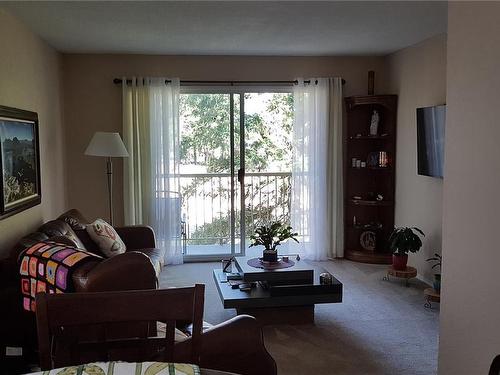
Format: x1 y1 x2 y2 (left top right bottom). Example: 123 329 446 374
188 216 231 246
180 93 293 173
243 93 293 171
188 189 291 246
426 253 442 271
388 227 425 255
249 221 299 251
4 174 35 204
180 94 232 172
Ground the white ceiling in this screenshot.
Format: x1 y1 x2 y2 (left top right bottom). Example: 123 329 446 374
1 1 447 56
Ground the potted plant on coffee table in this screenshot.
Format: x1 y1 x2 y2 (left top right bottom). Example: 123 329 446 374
426 253 442 292
388 226 425 271
249 221 299 263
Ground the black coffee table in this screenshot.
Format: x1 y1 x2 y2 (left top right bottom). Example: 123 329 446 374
213 255 342 324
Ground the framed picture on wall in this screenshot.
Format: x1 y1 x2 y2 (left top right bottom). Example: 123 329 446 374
0 105 41 218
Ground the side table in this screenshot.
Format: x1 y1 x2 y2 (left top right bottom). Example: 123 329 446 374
383 266 417 287
424 288 440 309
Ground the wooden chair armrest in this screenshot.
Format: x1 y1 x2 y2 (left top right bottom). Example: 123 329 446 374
175 315 277 375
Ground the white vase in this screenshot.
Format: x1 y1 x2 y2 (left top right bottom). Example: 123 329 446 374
370 110 379 136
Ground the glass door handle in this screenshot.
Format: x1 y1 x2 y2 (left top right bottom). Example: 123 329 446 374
237 168 245 183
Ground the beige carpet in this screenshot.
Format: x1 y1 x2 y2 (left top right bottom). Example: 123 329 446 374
159 259 439 375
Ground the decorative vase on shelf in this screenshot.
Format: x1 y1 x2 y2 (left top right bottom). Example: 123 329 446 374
263 249 278 263
370 110 379 136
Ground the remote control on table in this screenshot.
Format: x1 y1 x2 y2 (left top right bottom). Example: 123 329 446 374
238 283 252 291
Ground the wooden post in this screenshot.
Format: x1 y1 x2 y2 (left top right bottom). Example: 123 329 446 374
368 71 375 95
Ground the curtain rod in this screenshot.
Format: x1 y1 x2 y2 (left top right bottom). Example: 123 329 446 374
112 78 346 86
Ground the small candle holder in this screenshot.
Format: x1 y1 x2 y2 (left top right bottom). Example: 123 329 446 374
320 272 333 285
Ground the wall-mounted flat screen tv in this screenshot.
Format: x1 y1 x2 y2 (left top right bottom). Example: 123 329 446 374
416 105 446 178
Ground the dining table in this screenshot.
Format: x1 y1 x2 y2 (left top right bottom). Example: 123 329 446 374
25 361 239 375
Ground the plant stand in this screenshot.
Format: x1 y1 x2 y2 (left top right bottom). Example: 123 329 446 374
424 288 440 309
382 266 417 287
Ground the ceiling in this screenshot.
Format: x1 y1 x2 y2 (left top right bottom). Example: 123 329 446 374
1 1 447 56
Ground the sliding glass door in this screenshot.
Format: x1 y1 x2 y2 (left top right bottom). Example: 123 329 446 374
238 92 293 251
180 88 293 260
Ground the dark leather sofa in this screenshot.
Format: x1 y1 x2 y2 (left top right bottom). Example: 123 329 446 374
7 208 163 292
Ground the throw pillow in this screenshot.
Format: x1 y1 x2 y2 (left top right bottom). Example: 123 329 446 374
86 219 126 257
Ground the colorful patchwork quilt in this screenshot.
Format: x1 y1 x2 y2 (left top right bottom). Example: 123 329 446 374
20 241 101 312
25 361 200 375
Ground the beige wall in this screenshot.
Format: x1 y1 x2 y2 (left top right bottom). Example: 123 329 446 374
0 10 66 259
439 3 500 374
386 34 446 283
62 54 387 224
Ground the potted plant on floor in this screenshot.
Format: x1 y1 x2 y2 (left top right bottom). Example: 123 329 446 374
250 222 299 263
426 253 442 292
388 227 425 271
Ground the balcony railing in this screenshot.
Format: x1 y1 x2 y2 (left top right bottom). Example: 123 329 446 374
179 172 291 256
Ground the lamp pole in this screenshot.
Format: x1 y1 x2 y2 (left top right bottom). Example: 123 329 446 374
85 132 128 226
106 156 114 225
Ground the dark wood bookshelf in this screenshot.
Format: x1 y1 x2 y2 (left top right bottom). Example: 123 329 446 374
350 166 392 171
349 199 393 207
348 224 384 230
343 249 393 264
348 135 390 140
344 95 398 264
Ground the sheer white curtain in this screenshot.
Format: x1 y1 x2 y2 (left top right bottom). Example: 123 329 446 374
122 78 150 225
122 77 183 265
290 78 343 260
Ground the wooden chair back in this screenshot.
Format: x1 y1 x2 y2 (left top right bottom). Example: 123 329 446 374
35 285 205 370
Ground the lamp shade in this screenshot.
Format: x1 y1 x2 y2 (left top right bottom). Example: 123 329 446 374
84 132 129 157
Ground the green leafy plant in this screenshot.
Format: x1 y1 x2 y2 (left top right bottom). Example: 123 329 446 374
388 227 425 256
249 221 299 251
426 253 442 272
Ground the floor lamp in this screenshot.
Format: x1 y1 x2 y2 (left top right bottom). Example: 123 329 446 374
84 132 129 225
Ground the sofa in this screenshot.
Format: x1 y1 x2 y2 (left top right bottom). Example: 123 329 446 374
7 208 163 292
